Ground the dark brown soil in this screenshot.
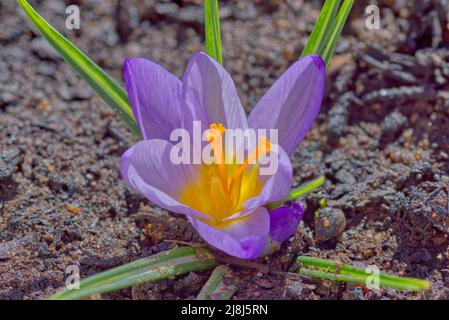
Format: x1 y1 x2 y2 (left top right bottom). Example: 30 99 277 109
0 0 448 300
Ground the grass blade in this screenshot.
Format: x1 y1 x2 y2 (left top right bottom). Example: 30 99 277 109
321 0 355 66
296 256 430 291
49 247 217 300
17 0 140 135
196 265 237 300
204 0 223 64
301 0 341 57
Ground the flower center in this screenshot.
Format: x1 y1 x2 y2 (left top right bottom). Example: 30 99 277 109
178 123 271 225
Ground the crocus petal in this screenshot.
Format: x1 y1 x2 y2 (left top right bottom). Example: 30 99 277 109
182 51 248 133
248 55 325 155
269 202 304 243
225 144 293 220
124 58 182 140
189 207 270 259
120 139 210 221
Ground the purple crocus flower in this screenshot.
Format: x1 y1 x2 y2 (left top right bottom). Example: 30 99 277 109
120 51 325 259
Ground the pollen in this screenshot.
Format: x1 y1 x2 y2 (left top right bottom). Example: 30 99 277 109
206 123 226 143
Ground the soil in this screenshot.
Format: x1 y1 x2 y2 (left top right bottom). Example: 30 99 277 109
0 0 448 300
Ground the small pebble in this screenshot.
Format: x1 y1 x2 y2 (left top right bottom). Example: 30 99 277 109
314 207 347 241
381 110 407 143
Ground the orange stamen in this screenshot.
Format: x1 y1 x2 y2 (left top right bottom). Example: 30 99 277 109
206 123 227 188
230 136 271 183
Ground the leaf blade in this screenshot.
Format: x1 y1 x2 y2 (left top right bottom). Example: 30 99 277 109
17 0 140 135
301 0 341 57
49 247 217 300
196 265 237 300
266 175 325 209
204 0 223 64
296 256 430 291
321 0 355 66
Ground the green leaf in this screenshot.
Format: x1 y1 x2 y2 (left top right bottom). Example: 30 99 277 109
301 0 354 67
17 0 140 136
204 0 223 64
296 256 430 291
286 175 326 200
196 265 237 300
301 0 341 57
267 175 325 209
321 0 354 66
49 247 217 300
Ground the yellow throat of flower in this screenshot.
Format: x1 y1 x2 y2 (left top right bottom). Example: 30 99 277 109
178 123 271 226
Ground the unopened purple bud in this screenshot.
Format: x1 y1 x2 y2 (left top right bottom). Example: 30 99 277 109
269 202 304 243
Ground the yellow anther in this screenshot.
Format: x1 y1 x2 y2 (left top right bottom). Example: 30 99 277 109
216 123 225 135
206 123 226 143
